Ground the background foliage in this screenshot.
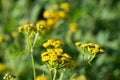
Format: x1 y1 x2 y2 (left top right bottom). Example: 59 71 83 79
0 0 120 80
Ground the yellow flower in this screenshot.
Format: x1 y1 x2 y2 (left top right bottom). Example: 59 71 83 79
69 23 78 33
18 23 34 33
55 48 63 55
43 42 50 48
60 2 70 12
49 53 58 61
99 49 104 53
75 42 81 46
76 75 87 80
92 48 99 53
18 26 23 32
46 19 55 26
57 10 66 19
37 20 46 26
81 44 88 49
42 56 49 62
36 75 49 80
0 63 5 72
43 10 56 19
0 35 3 44
63 53 71 59
53 40 63 48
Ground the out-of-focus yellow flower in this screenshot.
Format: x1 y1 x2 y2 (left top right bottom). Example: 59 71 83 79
70 75 87 80
46 19 55 26
57 10 66 19
3 73 15 80
37 20 46 26
0 35 3 44
60 2 70 12
43 10 56 19
18 23 33 32
36 75 49 80
0 63 6 72
75 42 81 46
76 75 87 80
75 42 104 65
69 23 78 33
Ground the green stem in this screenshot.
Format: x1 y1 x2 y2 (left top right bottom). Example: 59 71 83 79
59 72 63 80
26 35 36 80
53 68 57 80
31 52 36 80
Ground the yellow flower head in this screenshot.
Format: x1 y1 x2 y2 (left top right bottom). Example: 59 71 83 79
36 75 49 80
43 10 56 19
60 2 70 12
75 42 81 47
57 10 66 19
0 63 6 72
46 19 56 26
43 39 63 48
37 20 46 26
0 35 3 44
18 23 34 33
55 48 63 55
76 75 87 80
69 23 78 33
53 40 63 48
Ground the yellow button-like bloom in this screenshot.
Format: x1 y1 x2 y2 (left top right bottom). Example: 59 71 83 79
43 10 56 19
36 75 49 80
42 56 49 62
46 19 55 26
75 42 81 46
76 75 87 80
0 35 3 44
57 10 66 19
55 48 63 55
0 63 5 72
53 40 63 48
37 20 46 26
60 2 70 12
69 23 78 33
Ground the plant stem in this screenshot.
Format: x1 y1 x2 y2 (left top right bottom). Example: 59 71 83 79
26 35 36 80
31 52 36 80
53 68 57 80
59 72 63 80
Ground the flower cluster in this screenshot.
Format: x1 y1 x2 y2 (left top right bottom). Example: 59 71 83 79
18 23 46 35
37 2 70 34
41 39 75 68
3 73 15 80
75 42 104 64
75 42 104 54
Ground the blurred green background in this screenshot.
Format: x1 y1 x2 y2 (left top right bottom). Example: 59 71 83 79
0 0 120 80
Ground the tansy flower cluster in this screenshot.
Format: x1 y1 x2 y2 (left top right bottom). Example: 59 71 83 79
18 23 46 35
37 2 70 34
75 42 104 64
41 39 76 68
3 73 15 80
